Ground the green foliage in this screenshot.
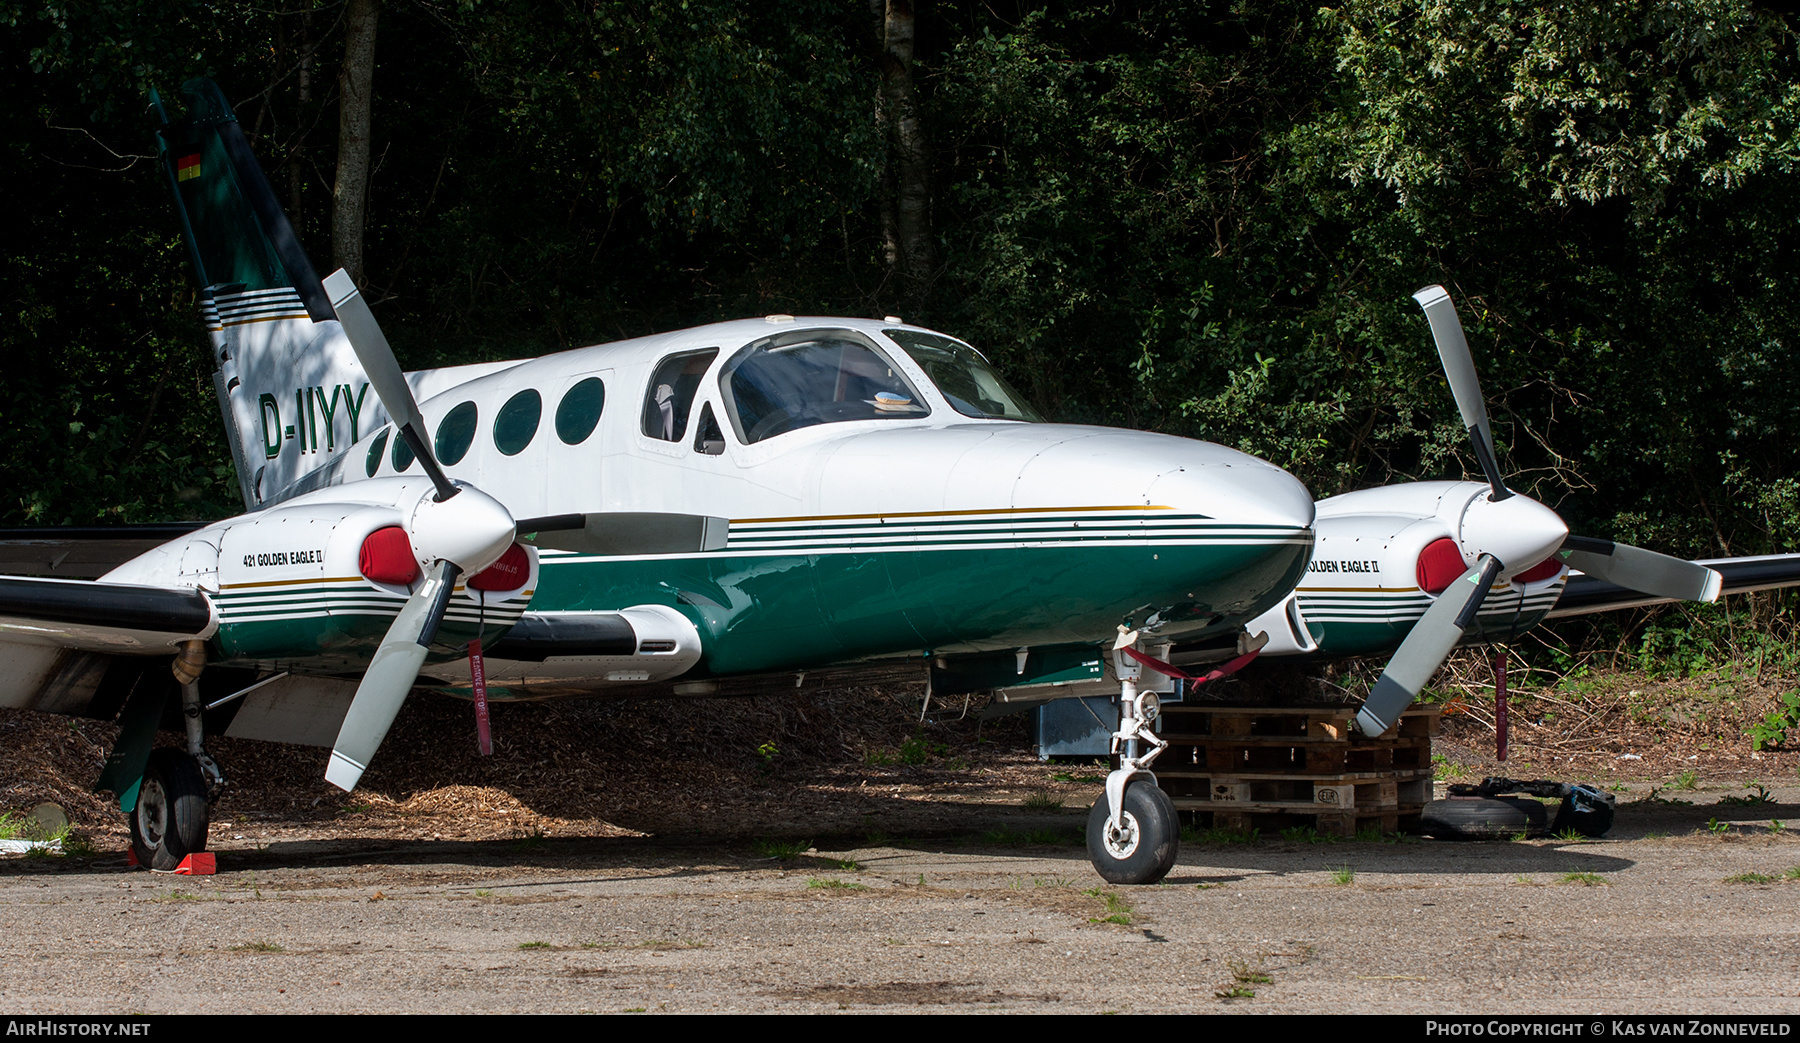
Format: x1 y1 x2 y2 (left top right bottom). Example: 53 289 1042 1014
1719 783 1776 806
4 0 1800 583
1557 872 1609 886
1750 693 1800 752
898 731 948 766
1083 887 1133 925
753 837 809 860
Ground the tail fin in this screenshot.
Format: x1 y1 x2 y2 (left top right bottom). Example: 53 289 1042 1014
153 78 382 509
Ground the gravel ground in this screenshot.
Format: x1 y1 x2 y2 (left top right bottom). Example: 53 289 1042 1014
3 783 1800 1014
5 668 1800 1014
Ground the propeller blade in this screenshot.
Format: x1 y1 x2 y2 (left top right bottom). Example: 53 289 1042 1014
323 268 459 503
325 560 460 791
1560 536 1722 604
1413 285 1511 501
1355 554 1503 737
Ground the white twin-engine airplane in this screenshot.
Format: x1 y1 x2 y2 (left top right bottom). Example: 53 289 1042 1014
1 80 1785 885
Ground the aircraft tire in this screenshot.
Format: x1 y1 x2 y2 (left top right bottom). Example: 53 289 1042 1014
127 749 210 871
1418 796 1548 840
1087 783 1180 885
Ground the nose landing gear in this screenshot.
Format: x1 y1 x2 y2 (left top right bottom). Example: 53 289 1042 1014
1086 634 1179 884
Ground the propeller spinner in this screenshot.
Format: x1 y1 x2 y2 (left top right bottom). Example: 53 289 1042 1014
321 270 517 790
1353 286 1723 737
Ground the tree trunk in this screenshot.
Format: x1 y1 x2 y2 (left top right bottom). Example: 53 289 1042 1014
332 0 380 286
289 3 316 216
874 0 932 303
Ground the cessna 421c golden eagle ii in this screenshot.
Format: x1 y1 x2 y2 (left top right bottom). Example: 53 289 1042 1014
1 80 1782 884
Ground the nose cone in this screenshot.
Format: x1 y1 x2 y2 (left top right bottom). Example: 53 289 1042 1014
1459 493 1568 576
409 482 517 574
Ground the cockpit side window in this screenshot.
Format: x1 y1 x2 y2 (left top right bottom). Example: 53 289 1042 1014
883 329 1043 422
641 348 719 442
718 330 929 444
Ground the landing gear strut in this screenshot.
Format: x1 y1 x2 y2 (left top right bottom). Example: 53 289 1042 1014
1086 633 1179 884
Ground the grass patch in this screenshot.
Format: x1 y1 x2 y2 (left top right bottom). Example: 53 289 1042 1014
1329 865 1355 886
1557 872 1609 887
1724 872 1776 884
754 838 810 860
1084 888 1133 925
1216 958 1272 1000
517 941 553 950
1672 768 1700 791
807 877 869 892
1719 783 1776 807
1022 791 1064 811
230 940 284 953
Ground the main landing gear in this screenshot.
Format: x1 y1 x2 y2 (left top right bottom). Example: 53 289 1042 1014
129 749 210 871
126 641 223 871
1086 634 1179 885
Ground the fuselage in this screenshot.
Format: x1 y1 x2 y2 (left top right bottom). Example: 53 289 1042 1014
109 317 1316 691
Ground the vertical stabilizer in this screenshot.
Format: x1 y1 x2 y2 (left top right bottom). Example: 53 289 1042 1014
154 78 388 509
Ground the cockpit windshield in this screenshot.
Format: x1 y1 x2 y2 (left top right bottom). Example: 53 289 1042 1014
883 330 1042 421
719 330 930 444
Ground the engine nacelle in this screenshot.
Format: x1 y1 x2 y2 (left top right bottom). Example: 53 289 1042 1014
1248 482 1569 658
207 489 537 663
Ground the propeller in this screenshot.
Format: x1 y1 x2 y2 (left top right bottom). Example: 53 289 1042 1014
1353 287 1724 736
321 270 517 791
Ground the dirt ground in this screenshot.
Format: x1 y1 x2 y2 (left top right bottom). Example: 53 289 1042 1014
4 660 1800 1013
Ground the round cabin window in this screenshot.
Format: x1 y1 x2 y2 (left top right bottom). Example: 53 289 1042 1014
435 401 479 465
365 429 390 477
555 377 606 445
391 428 416 472
494 389 542 456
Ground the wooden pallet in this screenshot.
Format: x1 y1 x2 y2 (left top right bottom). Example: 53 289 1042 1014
1143 703 1438 837
1154 769 1433 809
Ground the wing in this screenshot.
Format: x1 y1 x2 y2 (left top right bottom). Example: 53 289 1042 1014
0 575 215 654
1547 554 1800 619
0 523 209 579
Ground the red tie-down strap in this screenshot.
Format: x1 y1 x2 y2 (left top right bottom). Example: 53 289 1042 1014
1120 645 1261 686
